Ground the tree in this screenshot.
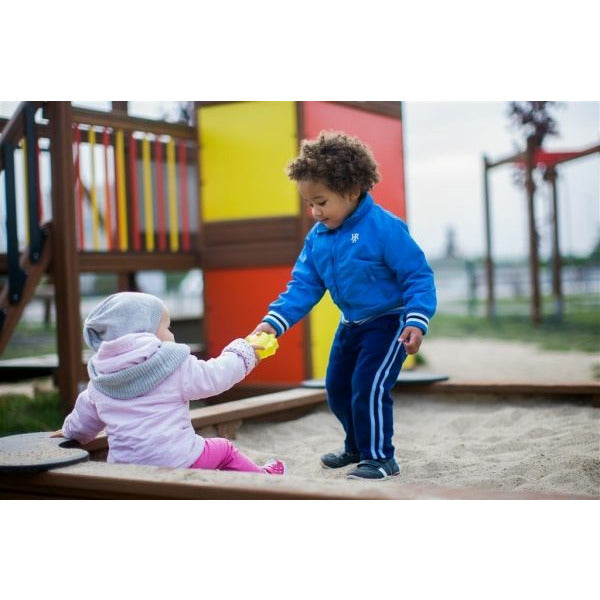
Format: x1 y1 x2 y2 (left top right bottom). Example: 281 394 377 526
508 101 561 148
508 101 561 187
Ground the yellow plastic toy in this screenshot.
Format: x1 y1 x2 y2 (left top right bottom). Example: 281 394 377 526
245 332 279 359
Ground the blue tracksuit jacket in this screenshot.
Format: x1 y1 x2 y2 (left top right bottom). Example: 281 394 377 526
263 194 437 335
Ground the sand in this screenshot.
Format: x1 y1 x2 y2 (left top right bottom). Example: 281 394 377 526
229 339 600 498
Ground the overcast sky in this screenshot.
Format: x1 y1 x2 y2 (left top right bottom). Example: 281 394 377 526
403 101 599 260
1 100 598 260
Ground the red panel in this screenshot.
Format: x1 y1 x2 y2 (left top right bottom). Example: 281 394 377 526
302 102 407 219
513 150 588 168
203 267 306 384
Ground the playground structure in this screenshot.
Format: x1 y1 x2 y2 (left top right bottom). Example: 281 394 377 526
482 138 600 323
0 101 407 412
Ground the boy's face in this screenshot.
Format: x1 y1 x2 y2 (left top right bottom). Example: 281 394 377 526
156 309 175 343
298 180 359 230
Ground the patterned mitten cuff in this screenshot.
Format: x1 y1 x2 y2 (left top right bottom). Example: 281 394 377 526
222 338 258 376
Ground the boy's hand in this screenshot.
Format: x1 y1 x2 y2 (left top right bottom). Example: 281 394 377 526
50 430 64 438
398 326 423 355
251 322 277 336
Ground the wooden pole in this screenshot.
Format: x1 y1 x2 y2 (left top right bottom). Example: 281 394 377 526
525 137 542 325
47 101 83 413
482 155 495 319
544 166 563 321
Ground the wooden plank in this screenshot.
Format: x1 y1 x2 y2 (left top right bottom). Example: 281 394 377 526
78 251 200 272
0 460 593 500
395 380 600 397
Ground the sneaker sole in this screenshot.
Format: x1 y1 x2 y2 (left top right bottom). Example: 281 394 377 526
320 460 359 469
346 470 401 481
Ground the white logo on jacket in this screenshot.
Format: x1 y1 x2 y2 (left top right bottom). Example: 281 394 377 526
351 233 359 243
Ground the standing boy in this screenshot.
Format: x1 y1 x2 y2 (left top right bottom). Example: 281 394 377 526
253 132 436 479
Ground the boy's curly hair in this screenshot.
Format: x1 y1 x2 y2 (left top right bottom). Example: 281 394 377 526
286 131 380 195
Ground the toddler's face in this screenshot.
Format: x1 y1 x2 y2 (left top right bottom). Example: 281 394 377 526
298 180 359 230
155 309 175 343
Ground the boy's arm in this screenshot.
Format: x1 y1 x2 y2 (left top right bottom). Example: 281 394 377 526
60 389 106 444
385 221 437 335
180 339 259 401
260 236 326 336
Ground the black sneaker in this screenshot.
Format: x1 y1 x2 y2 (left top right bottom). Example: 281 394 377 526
346 458 400 480
320 450 360 469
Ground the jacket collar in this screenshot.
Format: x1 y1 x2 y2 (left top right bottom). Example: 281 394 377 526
314 193 374 235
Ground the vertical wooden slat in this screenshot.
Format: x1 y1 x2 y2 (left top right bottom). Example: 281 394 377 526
35 137 44 223
24 102 43 262
21 138 31 246
114 129 128 251
47 101 82 413
102 128 114 251
156 139 166 251
141 136 154 251
89 128 100 251
167 139 179 251
177 140 190 251
73 126 84 250
129 135 141 251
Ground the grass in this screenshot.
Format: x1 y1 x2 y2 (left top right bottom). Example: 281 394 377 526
0 390 63 437
430 305 599 352
2 322 57 359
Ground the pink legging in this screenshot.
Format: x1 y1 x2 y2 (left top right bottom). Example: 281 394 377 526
189 437 264 473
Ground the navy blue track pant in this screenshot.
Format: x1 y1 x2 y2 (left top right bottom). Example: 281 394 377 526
325 313 407 461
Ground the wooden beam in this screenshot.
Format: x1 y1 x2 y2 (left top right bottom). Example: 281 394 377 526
395 380 600 401
78 251 201 272
71 106 195 139
47 102 82 414
0 458 592 500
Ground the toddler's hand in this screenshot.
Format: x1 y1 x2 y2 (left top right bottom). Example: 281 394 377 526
247 342 264 362
398 326 423 355
50 429 64 438
245 331 279 359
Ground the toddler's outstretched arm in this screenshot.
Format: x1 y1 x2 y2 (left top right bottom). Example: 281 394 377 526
180 338 260 401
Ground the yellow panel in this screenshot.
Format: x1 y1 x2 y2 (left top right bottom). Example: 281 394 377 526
198 101 299 222
309 292 341 379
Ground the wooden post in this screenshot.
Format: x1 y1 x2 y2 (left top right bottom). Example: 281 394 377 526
544 165 563 321
525 137 542 325
482 154 495 319
111 101 128 114
47 101 83 413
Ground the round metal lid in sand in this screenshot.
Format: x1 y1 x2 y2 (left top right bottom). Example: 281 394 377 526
0 432 89 472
